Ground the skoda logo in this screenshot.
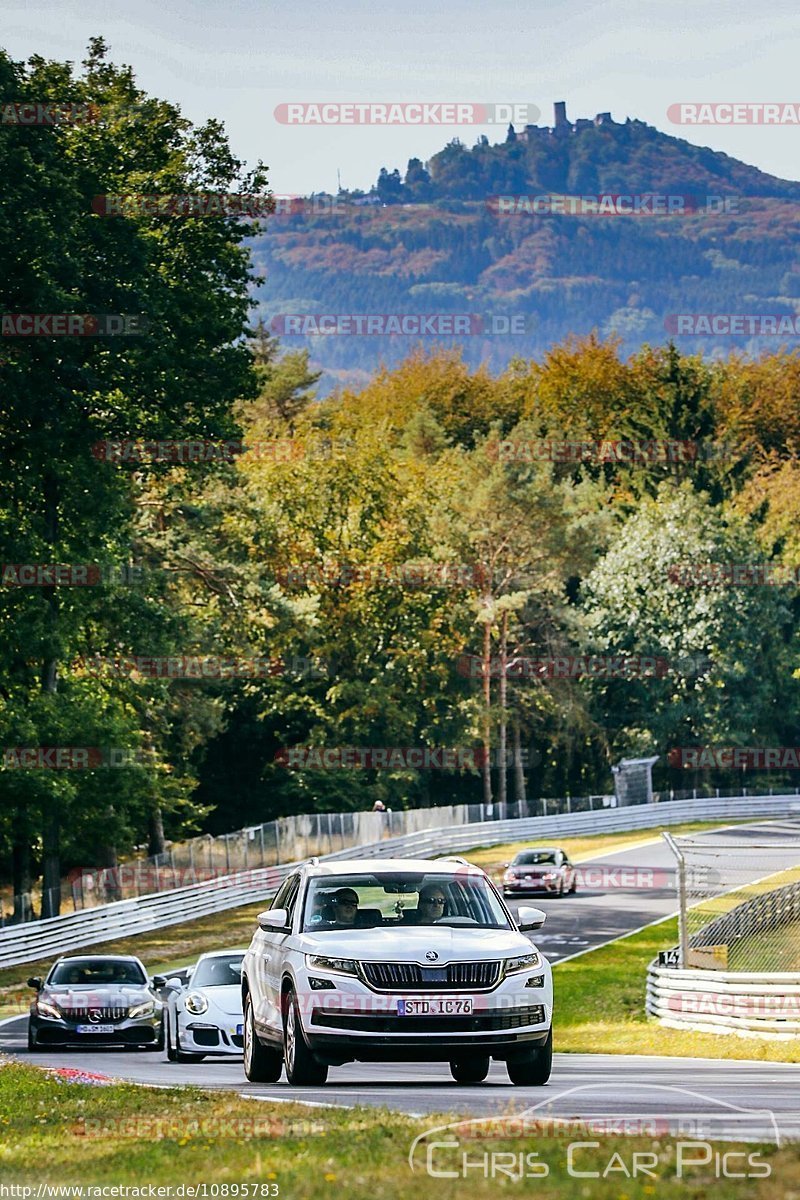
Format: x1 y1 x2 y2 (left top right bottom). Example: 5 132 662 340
88 1009 102 1023
425 950 439 961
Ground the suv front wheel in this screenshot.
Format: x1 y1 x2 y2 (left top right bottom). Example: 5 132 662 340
283 986 328 1085
449 1055 490 1083
243 993 283 1083
507 1028 552 1086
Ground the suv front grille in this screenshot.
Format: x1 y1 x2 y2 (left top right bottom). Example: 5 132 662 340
60 1006 129 1023
361 961 502 991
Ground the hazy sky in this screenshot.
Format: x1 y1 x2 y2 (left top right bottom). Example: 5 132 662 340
4 0 800 194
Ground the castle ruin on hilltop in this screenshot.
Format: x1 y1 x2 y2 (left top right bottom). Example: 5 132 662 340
517 101 617 142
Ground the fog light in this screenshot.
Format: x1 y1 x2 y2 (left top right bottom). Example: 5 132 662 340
525 975 545 988
308 976 336 990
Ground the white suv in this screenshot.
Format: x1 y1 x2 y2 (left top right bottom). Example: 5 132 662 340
241 857 553 1087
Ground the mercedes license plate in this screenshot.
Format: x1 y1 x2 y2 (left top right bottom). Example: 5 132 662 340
76 1025 115 1033
397 998 473 1016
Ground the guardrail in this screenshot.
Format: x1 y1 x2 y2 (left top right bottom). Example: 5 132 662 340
646 961 800 1036
647 847 800 1038
3 792 799 970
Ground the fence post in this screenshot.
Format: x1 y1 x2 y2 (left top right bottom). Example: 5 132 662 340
663 832 689 969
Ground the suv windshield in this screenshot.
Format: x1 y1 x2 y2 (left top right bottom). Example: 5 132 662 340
514 851 558 866
49 959 146 986
302 872 511 932
191 955 244 988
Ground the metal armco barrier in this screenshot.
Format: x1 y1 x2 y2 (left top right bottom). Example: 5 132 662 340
647 962 800 1036
2 793 799 969
647 858 800 1039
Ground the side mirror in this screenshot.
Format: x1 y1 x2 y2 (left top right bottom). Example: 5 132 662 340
151 975 166 989
165 977 183 990
517 905 547 931
259 907 289 931
502 863 510 869
27 977 42 990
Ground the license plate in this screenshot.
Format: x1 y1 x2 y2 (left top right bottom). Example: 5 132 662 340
397 998 473 1016
76 1025 115 1034
236 1023 243 1036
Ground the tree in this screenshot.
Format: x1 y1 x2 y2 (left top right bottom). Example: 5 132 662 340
580 482 800 786
0 39 266 915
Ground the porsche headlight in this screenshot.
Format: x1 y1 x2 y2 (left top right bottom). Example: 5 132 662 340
36 999 61 1020
129 999 156 1019
185 992 209 1015
503 951 541 975
306 955 358 976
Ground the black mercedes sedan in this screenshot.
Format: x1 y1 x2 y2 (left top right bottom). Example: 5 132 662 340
27 954 165 1050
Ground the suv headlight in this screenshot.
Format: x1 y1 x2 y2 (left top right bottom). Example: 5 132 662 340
306 955 358 976
129 999 156 1019
185 992 209 1015
503 952 541 975
36 999 61 1020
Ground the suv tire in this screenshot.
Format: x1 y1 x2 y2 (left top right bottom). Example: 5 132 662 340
507 1028 552 1086
449 1055 490 1083
283 986 328 1085
243 993 283 1082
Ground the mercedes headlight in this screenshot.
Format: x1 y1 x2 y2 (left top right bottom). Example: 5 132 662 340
503 951 541 975
36 999 61 1020
185 992 209 1015
129 999 156 1019
306 955 358 976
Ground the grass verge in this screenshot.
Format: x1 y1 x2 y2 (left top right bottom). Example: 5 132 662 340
0 1059 796 1196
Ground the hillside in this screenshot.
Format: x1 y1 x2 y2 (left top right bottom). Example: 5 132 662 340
253 105 800 392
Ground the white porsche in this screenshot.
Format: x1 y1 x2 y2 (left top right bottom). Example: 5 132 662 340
164 950 246 1062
